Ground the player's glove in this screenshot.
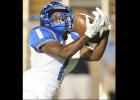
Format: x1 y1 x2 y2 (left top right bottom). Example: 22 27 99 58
92 7 112 31
84 12 102 38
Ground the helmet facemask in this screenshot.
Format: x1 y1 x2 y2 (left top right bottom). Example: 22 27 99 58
49 11 72 33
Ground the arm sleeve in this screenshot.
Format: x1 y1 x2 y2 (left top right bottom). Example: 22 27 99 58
29 27 58 52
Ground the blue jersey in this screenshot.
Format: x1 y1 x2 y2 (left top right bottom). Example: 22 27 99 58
29 26 79 52
24 26 83 99
28 26 80 80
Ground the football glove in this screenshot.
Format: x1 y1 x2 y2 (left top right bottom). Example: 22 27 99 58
84 12 102 38
92 7 112 31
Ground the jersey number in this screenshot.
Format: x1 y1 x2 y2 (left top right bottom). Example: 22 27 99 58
36 29 44 39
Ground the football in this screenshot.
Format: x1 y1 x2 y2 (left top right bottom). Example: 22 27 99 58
73 13 100 43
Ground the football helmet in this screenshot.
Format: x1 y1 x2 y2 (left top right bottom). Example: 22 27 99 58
40 1 73 33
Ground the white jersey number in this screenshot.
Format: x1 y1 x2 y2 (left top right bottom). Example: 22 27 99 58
36 29 44 39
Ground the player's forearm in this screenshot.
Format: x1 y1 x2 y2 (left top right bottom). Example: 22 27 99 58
60 35 90 59
90 30 110 61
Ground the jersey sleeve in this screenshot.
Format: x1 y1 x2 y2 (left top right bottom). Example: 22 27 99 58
29 27 58 52
70 32 80 41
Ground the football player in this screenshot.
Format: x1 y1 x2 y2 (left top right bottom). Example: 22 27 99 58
23 1 111 99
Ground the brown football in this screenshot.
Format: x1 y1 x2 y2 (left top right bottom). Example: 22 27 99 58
73 13 100 43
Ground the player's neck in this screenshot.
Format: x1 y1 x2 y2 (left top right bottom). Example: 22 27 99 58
62 31 68 40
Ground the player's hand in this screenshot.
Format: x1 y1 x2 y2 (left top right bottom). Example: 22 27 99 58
84 13 102 38
92 7 112 31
